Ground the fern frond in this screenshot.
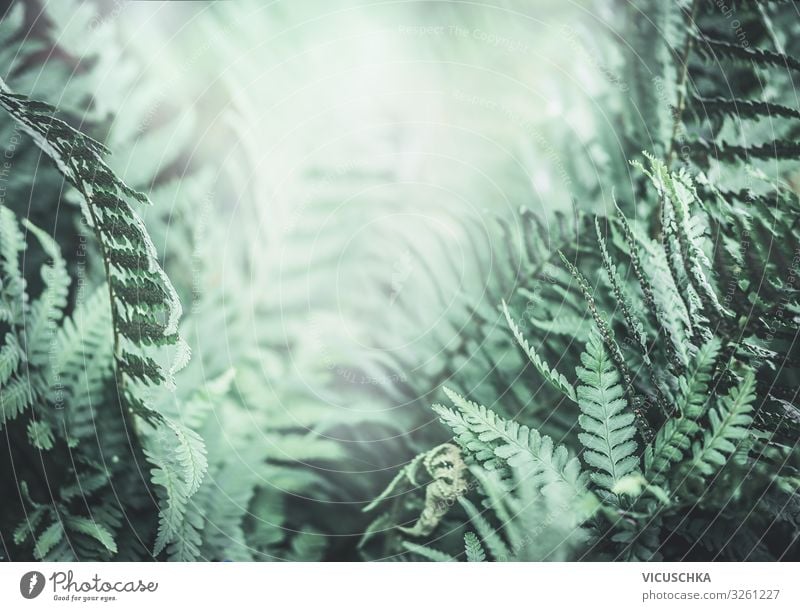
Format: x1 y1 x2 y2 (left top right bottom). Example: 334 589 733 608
691 95 800 122
559 251 653 441
27 419 55 450
50 285 113 406
641 241 695 368
694 36 800 73
21 220 70 367
166 498 205 561
402 541 456 562
595 216 670 414
395 443 468 538
686 370 756 479
13 506 45 546
595 217 649 360
148 443 191 557
0 78 190 408
167 420 208 497
576 329 640 496
434 387 585 495
0 333 21 385
464 531 487 562
0 377 33 427
0 204 26 321
459 497 511 561
146 419 208 557
637 154 729 325
612 202 684 371
363 451 426 512
501 300 577 402
645 338 721 481
64 515 118 555
690 138 800 163
33 521 65 560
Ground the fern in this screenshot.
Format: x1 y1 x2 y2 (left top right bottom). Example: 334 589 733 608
50 285 113 409
559 251 653 441
3 0 800 564
0 378 32 426
27 419 55 450
148 431 193 557
0 333 20 384
464 531 486 562
645 338 721 482
433 387 585 496
0 79 210 560
501 299 577 402
576 329 640 497
459 497 511 561
694 35 800 73
365 443 468 538
692 95 800 122
64 516 118 555
167 420 208 498
21 219 70 367
402 541 456 562
685 370 757 480
32 522 65 560
0 78 190 405
0 204 26 320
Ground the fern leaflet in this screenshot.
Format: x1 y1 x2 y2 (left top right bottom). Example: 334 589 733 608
687 370 756 479
576 329 640 496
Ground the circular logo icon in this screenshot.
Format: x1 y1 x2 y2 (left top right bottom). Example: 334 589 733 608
20 571 45 599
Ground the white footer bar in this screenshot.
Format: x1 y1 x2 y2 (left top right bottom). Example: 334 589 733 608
1 562 796 610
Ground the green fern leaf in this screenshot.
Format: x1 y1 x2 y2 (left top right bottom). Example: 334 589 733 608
559 251 653 441
0 333 21 385
65 515 118 554
689 138 800 163
501 300 577 402
49 285 113 406
13 507 45 546
464 531 487 562
645 338 721 481
33 521 65 560
0 377 33 427
22 220 70 367
148 450 189 557
434 387 585 495
692 95 800 122
27 420 55 450
363 451 426 512
576 329 640 496
402 541 456 562
167 420 208 497
694 36 800 73
612 203 683 373
687 370 756 478
0 205 26 322
641 155 731 321
0 78 190 405
459 497 511 560
166 500 205 561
